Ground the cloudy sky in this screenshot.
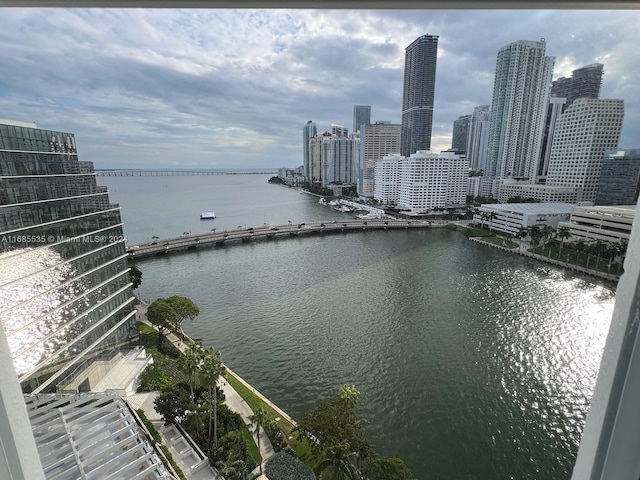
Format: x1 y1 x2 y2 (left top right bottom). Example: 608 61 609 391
0 8 638 170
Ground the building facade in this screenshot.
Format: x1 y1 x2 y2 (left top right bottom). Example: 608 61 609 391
358 122 401 196
557 204 635 244
302 120 317 184
484 39 555 197
452 115 471 152
321 134 359 187
595 149 640 205
551 63 604 111
401 34 439 157
546 98 625 203
466 105 490 172
353 105 371 134
378 150 468 212
0 119 136 394
473 202 574 237
373 154 402 205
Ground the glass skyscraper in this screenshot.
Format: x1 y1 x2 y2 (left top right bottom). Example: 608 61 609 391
352 105 371 134
0 119 136 394
400 34 438 157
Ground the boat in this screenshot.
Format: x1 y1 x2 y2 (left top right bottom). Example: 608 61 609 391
318 198 327 206
200 211 216 220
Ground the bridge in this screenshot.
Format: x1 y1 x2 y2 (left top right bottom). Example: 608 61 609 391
95 169 277 177
126 219 448 260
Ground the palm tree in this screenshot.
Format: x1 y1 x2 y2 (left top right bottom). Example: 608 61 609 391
338 384 360 411
316 441 362 480
616 238 629 273
487 211 498 233
541 225 555 257
555 226 571 260
182 343 204 401
528 225 543 249
248 407 270 474
199 348 225 445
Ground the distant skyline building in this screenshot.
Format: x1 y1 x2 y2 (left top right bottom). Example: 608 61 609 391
466 105 490 172
331 124 348 138
546 98 624 203
538 96 568 178
401 34 439 157
484 39 555 197
302 120 317 183
551 63 604 112
358 122 401 196
0 119 137 394
321 134 359 186
595 149 640 205
373 153 402 205
452 115 471 152
353 105 371 134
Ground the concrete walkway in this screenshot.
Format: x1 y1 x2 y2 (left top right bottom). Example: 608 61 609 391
136 303 275 477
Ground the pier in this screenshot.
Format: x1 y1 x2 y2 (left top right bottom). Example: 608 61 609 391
126 219 441 260
95 169 277 177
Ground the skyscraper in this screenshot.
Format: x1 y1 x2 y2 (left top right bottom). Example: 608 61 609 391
358 122 401 196
302 120 317 183
595 149 640 205
353 105 371 134
551 63 604 111
546 99 624 203
0 119 137 394
484 39 555 197
401 34 438 157
452 115 471 152
466 105 490 172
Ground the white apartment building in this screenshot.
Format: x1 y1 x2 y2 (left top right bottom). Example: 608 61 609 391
377 150 468 213
546 98 625 203
358 122 401 197
374 154 402 205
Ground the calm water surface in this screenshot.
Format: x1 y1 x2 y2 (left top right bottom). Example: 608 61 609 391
102 174 616 479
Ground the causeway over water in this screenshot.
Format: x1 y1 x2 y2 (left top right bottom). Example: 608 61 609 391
127 218 447 260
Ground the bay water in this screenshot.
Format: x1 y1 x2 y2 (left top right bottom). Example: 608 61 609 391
101 173 616 479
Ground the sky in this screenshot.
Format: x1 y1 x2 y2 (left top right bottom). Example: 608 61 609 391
0 8 638 170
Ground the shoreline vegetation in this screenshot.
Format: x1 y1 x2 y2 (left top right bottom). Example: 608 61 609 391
446 223 622 284
136 297 416 479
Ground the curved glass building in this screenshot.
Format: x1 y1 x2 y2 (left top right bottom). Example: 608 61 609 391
0 119 136 394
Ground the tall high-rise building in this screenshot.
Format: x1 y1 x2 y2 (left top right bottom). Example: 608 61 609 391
401 34 439 157
466 105 490 172
358 122 401 196
353 105 371 134
321 134 359 186
302 120 317 183
551 63 604 111
546 99 624 203
484 39 555 197
538 96 567 178
595 149 640 206
0 119 137 394
452 115 471 152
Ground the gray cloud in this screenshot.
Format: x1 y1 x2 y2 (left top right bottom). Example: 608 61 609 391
0 8 638 168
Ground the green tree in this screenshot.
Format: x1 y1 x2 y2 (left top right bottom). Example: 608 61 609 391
338 384 359 411
199 348 226 445
248 407 270 474
166 296 200 338
364 457 416 480
315 441 362 480
146 298 179 346
129 264 143 290
154 385 190 424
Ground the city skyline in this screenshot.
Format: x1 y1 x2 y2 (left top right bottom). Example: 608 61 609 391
0 8 638 169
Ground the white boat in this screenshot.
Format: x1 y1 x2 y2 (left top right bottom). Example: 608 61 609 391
329 200 340 206
200 211 216 219
318 198 327 206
